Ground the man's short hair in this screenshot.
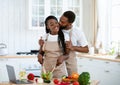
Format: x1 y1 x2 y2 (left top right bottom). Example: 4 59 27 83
63 11 76 23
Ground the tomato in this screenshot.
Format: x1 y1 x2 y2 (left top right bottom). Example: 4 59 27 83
73 81 80 85
60 81 70 85
67 76 72 79
27 73 34 80
53 78 59 84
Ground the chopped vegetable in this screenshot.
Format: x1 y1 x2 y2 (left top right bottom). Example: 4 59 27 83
41 71 52 83
41 72 52 80
62 75 67 79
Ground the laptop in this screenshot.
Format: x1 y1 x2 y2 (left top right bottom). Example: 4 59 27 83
6 65 33 84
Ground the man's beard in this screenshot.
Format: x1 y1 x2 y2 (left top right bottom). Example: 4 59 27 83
60 25 67 30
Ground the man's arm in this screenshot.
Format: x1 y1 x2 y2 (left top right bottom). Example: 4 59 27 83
66 41 89 53
37 47 44 65
71 45 89 53
37 38 45 65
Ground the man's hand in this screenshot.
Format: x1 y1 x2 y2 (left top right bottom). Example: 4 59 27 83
66 41 74 51
37 54 44 65
56 56 64 66
39 37 44 46
56 54 69 66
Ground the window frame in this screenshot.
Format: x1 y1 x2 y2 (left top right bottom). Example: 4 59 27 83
27 0 81 30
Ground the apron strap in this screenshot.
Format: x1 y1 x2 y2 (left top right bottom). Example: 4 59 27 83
69 29 72 42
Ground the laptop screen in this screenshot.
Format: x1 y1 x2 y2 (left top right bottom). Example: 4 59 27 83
6 65 17 82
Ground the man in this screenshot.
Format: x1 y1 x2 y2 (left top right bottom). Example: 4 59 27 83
59 11 89 75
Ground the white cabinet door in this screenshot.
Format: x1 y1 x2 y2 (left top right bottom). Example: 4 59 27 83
0 68 2 82
0 62 5 82
77 57 120 85
0 58 8 82
19 58 41 77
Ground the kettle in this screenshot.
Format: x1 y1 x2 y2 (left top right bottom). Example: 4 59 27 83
0 43 8 56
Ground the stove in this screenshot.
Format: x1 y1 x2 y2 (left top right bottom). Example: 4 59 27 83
16 50 39 55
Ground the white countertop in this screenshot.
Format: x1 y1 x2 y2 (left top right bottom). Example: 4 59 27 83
0 54 37 58
77 53 120 62
0 53 120 62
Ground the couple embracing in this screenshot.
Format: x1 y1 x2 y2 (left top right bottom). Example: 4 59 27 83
37 11 89 78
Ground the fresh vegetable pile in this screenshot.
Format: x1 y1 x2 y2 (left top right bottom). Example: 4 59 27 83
26 71 90 85
52 72 90 85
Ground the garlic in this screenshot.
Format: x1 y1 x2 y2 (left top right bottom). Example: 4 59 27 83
38 78 43 83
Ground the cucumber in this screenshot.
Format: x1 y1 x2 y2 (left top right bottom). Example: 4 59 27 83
44 79 51 83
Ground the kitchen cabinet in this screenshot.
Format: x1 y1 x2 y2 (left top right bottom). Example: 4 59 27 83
0 58 8 82
27 0 81 30
77 57 120 85
0 56 41 82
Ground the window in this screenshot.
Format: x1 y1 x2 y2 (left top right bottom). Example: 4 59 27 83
111 0 120 55
111 0 120 42
27 0 81 30
96 0 120 55
28 0 45 30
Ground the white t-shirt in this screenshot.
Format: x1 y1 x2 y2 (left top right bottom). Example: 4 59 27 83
62 26 88 47
42 33 69 42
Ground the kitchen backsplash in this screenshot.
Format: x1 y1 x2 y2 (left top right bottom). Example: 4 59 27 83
0 0 45 55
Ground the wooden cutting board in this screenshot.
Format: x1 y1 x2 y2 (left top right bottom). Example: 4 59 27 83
0 80 99 85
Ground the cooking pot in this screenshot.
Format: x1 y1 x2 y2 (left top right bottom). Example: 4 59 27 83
0 43 8 56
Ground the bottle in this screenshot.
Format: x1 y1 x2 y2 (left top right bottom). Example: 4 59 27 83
88 42 94 55
89 46 95 55
19 65 26 81
98 43 106 54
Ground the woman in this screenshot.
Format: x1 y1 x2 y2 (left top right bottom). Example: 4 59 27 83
37 15 69 78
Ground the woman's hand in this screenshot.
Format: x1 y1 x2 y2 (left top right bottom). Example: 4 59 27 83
37 53 44 65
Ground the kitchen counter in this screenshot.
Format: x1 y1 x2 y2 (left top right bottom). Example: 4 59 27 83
77 53 120 62
0 53 120 62
0 80 99 85
0 55 37 58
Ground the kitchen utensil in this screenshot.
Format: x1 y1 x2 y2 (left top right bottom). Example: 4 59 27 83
51 66 56 73
0 43 8 56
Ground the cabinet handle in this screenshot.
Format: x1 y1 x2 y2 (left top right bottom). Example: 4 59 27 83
105 70 110 73
105 61 110 64
89 59 93 61
79 58 83 59
118 63 120 66
79 65 83 67
0 58 8 61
